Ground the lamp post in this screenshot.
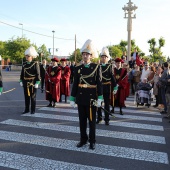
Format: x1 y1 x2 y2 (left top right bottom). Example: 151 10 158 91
122 0 138 61
52 30 55 58
19 23 23 38
19 23 24 65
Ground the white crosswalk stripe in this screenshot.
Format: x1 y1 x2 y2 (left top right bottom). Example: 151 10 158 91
1 119 166 144
0 130 168 164
0 97 169 169
0 151 109 170
22 112 164 131
39 107 161 116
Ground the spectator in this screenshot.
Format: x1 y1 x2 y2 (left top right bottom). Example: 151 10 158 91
131 48 138 61
140 62 150 80
133 65 142 92
158 62 170 114
8 62 12 71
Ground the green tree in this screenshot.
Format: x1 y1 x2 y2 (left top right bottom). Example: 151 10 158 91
5 37 31 63
37 44 50 63
69 48 82 64
0 41 8 60
108 46 123 59
147 37 166 62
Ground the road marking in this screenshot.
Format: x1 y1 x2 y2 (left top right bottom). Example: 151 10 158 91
22 113 164 131
39 107 161 116
0 151 108 170
1 119 166 144
0 130 168 164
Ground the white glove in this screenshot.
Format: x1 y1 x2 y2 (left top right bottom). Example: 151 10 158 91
113 84 119 94
20 82 23 87
34 84 38 88
97 99 103 107
113 90 117 94
70 101 76 108
0 92 1 95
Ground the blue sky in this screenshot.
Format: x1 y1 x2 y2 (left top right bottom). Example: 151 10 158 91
0 0 170 58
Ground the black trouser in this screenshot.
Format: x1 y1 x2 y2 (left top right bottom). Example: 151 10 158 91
23 82 37 112
78 105 97 144
41 77 45 90
131 80 135 94
97 92 110 122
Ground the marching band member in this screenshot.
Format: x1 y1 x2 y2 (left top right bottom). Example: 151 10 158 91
46 57 61 107
96 47 117 125
111 58 128 115
59 58 71 103
20 46 40 114
70 39 103 150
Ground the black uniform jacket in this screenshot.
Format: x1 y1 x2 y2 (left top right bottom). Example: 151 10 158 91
40 64 49 78
71 63 103 106
20 61 41 84
101 64 116 93
0 71 2 88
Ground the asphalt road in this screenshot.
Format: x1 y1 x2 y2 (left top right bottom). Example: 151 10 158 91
0 70 170 170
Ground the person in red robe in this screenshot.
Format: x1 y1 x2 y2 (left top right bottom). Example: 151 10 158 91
59 58 71 103
45 57 61 107
136 54 144 66
111 58 128 115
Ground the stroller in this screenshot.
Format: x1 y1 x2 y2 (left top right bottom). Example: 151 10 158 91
135 79 152 108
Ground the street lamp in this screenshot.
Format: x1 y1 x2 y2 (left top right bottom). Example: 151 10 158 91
19 23 24 65
52 30 55 58
19 23 23 38
122 0 138 61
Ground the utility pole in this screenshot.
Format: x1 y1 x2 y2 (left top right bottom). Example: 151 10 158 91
122 0 138 61
52 30 55 58
75 34 77 63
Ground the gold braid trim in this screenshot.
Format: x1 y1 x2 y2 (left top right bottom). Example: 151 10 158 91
24 62 36 77
80 65 98 85
102 64 111 81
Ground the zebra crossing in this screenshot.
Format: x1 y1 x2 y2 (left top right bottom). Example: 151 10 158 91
0 96 169 169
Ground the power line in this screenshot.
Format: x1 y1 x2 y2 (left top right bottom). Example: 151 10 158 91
0 20 74 41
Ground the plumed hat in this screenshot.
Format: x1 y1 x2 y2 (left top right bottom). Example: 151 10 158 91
51 57 59 62
115 58 123 63
60 58 67 62
80 39 98 59
100 47 111 60
24 46 38 58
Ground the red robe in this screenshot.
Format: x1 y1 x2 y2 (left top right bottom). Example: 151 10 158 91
111 68 128 107
60 66 71 96
45 66 61 102
136 55 144 66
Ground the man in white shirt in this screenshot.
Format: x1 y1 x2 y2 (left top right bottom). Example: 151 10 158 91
140 62 150 81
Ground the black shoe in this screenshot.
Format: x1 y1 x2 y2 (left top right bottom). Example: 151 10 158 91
152 104 158 107
160 111 167 114
120 111 123 115
105 121 109 125
89 143 95 150
110 109 114 113
22 110 29 114
31 111 35 114
141 103 144 106
96 119 102 124
164 115 170 119
76 141 87 148
47 103 52 107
